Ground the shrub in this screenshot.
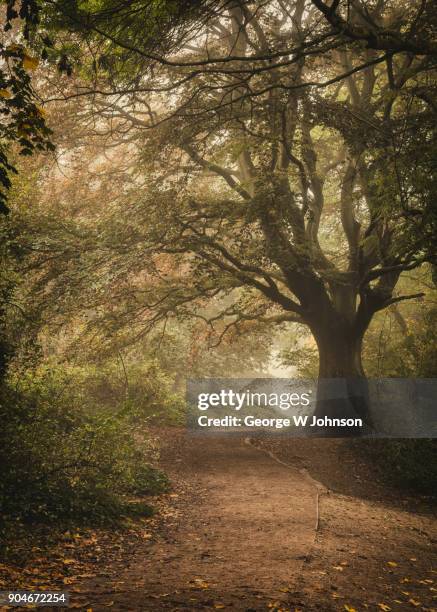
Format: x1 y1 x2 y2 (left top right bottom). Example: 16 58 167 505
0 367 172 533
360 439 437 496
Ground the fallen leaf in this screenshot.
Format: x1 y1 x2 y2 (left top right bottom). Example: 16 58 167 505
378 604 391 611
408 599 420 607
387 561 398 568
191 578 209 589
0 89 12 99
23 55 39 70
344 605 357 611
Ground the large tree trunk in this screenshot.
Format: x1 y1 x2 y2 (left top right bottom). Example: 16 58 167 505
311 321 374 436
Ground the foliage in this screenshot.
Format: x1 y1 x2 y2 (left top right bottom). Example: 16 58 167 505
0 0 435 529
19 0 435 382
78 358 186 424
364 293 437 378
0 0 54 213
0 365 172 532
278 325 318 378
360 439 437 496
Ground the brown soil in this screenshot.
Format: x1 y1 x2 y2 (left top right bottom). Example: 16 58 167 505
2 430 435 611
75 431 436 611
252 438 436 612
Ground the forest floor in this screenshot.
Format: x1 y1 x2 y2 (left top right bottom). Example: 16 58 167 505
1 429 436 611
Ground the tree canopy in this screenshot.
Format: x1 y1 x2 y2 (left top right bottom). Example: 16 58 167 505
2 0 437 421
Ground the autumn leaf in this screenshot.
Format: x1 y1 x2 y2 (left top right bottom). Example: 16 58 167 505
344 605 358 612
387 561 398 567
408 599 420 607
0 89 12 99
190 578 209 589
377 604 391 611
7 43 23 52
23 54 39 71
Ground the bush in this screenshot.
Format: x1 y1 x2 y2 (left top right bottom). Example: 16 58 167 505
81 359 185 425
360 439 437 496
0 367 172 533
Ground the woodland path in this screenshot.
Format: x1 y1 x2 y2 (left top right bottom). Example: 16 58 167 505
85 434 321 611
68 432 436 611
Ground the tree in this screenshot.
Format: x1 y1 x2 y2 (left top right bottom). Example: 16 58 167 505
27 0 435 425
0 0 55 213
311 0 437 57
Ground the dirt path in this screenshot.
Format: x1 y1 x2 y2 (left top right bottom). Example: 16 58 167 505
4 431 434 611
73 432 436 611
84 434 321 611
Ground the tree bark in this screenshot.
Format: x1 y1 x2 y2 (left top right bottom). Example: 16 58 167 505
311 320 374 436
